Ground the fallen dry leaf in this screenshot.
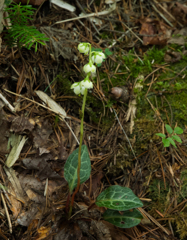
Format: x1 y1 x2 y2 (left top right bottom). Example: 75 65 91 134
37 226 51 240
17 203 42 226
164 50 182 63
139 18 171 45
10 116 35 133
35 90 67 119
32 119 53 148
22 155 62 180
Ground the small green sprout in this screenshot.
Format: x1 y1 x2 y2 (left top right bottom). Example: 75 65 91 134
156 124 183 148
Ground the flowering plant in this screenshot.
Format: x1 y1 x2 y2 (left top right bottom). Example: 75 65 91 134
66 43 105 217
64 43 143 229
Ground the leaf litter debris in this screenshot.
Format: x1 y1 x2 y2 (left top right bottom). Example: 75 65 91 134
1 0 187 239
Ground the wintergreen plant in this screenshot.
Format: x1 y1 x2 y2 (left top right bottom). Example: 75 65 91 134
5 2 48 52
64 43 143 228
156 124 183 148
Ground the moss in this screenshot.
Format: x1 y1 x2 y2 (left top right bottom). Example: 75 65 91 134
178 169 187 203
171 211 187 240
144 45 166 64
147 179 170 218
56 73 72 95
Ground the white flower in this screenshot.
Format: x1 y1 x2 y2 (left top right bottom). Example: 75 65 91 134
83 63 96 74
81 80 93 89
80 86 86 95
78 43 89 54
91 52 106 64
71 82 81 95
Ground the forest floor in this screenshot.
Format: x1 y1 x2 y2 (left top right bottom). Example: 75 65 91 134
1 0 187 239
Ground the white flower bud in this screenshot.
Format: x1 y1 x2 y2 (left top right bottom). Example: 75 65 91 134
71 82 81 95
78 43 89 54
81 80 93 89
83 63 96 74
80 86 86 95
91 52 106 64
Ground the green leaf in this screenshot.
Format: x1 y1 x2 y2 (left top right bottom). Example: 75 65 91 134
155 133 166 138
172 135 182 143
104 48 113 56
174 127 183 134
96 185 143 211
103 209 143 228
162 138 170 147
64 145 91 193
167 137 177 148
165 124 173 134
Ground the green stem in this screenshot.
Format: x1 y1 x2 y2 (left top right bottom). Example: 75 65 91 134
68 88 88 218
89 44 92 63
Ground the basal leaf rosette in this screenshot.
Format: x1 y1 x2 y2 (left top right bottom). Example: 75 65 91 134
103 208 143 228
96 185 143 211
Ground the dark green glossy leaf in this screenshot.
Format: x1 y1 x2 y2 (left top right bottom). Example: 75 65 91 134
64 145 91 193
103 209 143 228
96 185 143 211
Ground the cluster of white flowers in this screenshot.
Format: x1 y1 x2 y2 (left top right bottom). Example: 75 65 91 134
71 43 106 95
71 80 93 95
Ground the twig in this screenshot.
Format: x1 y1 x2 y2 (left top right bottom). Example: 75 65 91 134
139 208 170 235
121 22 143 44
53 3 116 25
163 96 173 125
76 0 100 36
112 108 138 161
153 0 183 27
156 148 166 189
108 32 129 48
146 97 163 123
152 3 173 27
72 12 100 41
1 192 12 233
0 93 15 113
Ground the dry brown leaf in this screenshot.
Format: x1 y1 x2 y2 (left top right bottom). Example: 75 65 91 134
11 116 35 133
37 226 51 240
35 90 67 119
139 18 171 45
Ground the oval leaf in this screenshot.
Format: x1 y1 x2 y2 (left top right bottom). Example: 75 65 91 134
64 145 91 193
172 135 182 143
96 185 143 211
103 209 143 228
165 124 173 134
167 137 177 148
156 133 166 138
162 138 170 147
174 127 183 135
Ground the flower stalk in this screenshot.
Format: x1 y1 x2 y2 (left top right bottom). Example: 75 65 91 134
68 42 105 217
69 88 87 217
